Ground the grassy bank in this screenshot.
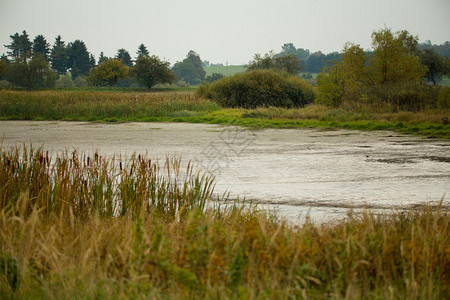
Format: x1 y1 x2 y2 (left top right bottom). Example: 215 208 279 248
0 146 449 299
0 90 449 138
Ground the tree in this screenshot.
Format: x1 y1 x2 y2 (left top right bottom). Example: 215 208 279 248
131 55 175 89
369 27 426 84
50 35 69 75
306 51 325 73
5 31 33 62
7 53 57 90
67 40 91 78
98 52 109 65
275 53 302 74
172 50 206 85
0 57 7 80
116 48 133 67
87 59 128 87
247 52 276 71
32 34 50 60
204 73 225 83
247 51 301 74
420 49 446 85
136 44 149 59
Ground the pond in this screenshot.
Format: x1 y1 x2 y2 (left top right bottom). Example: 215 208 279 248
1 121 449 223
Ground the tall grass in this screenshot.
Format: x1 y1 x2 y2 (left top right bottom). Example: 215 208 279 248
0 90 220 121
0 146 448 299
0 145 214 219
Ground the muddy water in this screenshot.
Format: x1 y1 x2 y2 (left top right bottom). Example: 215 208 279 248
1 121 449 223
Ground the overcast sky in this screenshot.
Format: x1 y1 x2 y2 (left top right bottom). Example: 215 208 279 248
1 0 449 65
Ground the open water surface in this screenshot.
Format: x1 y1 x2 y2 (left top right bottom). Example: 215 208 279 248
1 121 449 223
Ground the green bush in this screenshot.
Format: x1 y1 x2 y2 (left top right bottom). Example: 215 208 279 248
437 86 450 109
197 69 315 108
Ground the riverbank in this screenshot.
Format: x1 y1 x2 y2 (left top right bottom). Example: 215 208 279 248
1 90 449 138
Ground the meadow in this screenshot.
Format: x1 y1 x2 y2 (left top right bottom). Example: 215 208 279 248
0 146 448 299
0 90 449 138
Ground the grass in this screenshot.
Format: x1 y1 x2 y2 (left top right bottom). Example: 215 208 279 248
0 145 448 299
0 89 449 138
204 65 246 77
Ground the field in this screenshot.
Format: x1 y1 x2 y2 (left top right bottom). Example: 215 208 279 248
0 146 448 299
0 90 449 138
204 65 246 77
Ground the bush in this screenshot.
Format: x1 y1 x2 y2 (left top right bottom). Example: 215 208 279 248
437 86 450 109
197 69 315 108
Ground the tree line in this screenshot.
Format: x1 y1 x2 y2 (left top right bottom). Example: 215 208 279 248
0 31 208 89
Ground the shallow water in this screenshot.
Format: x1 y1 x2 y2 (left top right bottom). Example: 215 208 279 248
1 121 449 223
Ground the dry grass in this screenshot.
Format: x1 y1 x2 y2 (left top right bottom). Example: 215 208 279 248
0 146 449 299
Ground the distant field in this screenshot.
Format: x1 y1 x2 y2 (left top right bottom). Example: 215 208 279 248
204 65 246 77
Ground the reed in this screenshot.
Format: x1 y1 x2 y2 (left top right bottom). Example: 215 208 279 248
0 146 448 299
0 90 220 121
0 145 214 219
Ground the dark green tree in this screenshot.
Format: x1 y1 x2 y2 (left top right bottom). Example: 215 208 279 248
275 53 302 74
136 44 149 59
67 40 91 78
0 57 7 80
98 52 109 65
50 35 69 74
306 51 325 73
420 49 446 85
172 50 206 85
5 31 33 62
204 73 225 83
7 53 57 89
116 48 133 67
32 34 50 60
131 55 175 89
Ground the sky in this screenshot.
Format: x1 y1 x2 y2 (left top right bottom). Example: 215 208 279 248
0 0 449 66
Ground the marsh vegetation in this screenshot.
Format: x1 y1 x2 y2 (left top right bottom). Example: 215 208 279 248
0 146 448 299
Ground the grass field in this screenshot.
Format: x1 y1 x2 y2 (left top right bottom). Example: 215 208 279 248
204 65 246 77
0 146 448 299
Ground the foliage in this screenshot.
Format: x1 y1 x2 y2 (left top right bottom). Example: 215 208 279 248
67 40 91 78
0 59 7 80
197 69 315 108
0 90 219 121
6 53 57 90
317 28 430 110
116 48 133 67
0 145 448 298
4 31 32 62
32 34 50 60
248 51 302 74
370 28 426 85
172 50 206 85
54 74 74 88
437 86 450 109
420 48 447 85
131 55 175 89
136 43 149 59
50 35 69 75
204 72 224 83
87 59 128 87
204 65 246 77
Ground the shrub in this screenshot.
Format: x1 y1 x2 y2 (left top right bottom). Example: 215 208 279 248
437 86 450 109
197 69 315 108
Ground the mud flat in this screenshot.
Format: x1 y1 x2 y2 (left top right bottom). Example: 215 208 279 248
1 121 448 223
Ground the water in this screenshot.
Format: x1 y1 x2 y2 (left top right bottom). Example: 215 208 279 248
1 121 448 223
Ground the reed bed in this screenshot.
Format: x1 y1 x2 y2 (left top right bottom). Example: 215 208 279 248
0 146 449 299
0 90 220 121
